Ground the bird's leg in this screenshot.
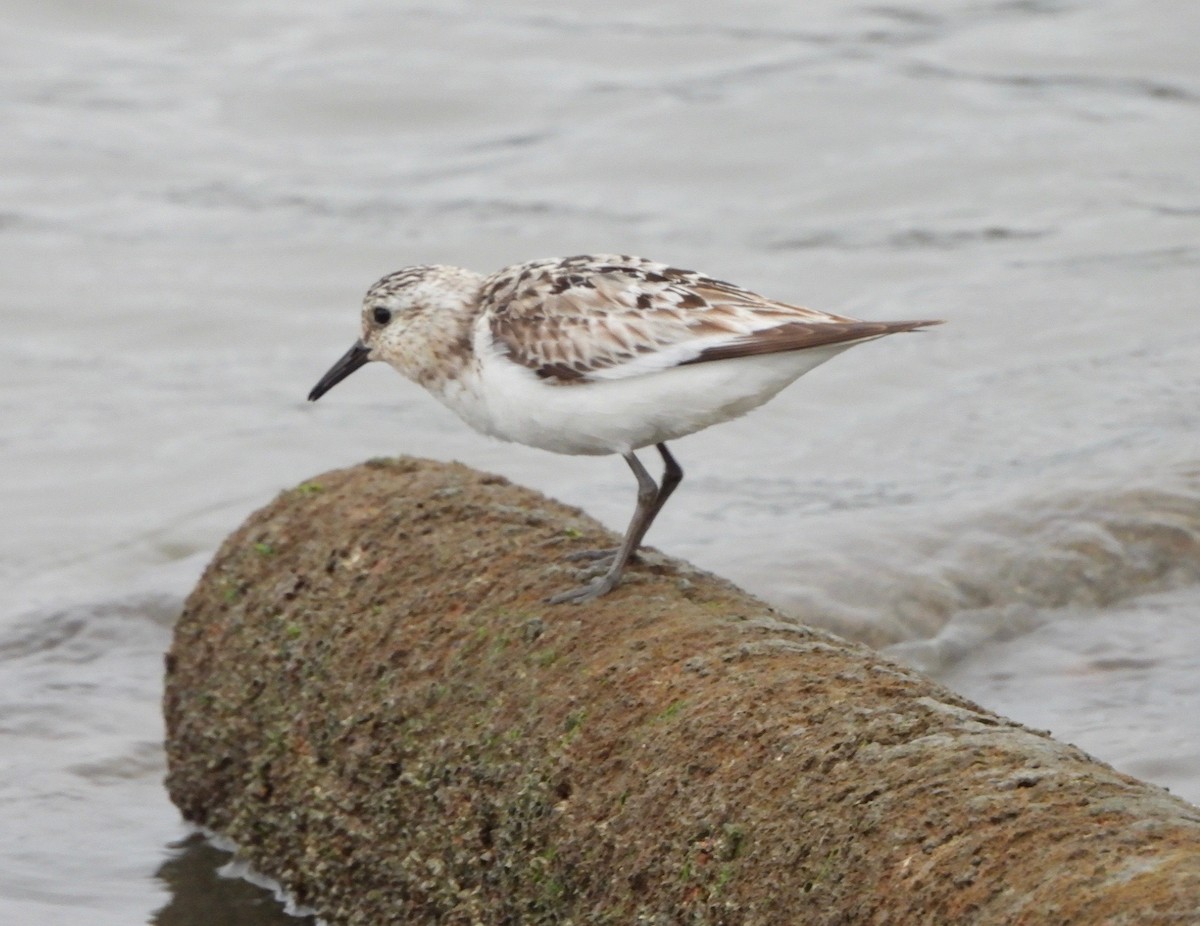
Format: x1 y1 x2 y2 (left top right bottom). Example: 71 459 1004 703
629 442 683 551
562 443 685 566
549 450 661 604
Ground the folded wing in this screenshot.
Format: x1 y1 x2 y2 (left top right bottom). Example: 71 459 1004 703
480 255 940 384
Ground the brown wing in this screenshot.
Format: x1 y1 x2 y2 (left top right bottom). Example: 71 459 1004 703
479 255 940 383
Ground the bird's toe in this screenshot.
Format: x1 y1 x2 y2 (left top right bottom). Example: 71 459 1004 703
564 547 619 563
562 547 642 567
547 573 621 605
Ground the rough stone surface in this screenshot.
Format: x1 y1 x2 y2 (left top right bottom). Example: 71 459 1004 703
164 458 1200 925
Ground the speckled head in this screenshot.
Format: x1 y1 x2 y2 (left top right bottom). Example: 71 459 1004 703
307 264 484 401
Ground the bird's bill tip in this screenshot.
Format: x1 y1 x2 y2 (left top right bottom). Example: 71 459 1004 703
308 341 372 402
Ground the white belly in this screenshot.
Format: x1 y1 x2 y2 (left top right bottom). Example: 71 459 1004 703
457 343 855 456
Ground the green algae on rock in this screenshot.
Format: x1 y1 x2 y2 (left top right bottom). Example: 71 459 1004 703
165 458 1200 925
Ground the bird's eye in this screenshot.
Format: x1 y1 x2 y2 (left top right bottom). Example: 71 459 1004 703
372 306 393 325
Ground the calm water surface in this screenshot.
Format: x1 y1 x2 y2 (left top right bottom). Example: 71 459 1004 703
3 1 1198 921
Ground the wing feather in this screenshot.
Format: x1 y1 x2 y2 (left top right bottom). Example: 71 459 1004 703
479 255 940 384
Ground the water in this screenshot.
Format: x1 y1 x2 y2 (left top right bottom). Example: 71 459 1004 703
3 0 1198 921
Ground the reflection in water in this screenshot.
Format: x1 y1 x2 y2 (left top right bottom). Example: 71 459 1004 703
152 834 315 926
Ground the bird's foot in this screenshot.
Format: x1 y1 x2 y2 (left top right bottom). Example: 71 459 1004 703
563 547 641 566
547 571 622 605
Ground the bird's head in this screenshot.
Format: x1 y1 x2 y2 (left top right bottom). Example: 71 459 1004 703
307 265 478 401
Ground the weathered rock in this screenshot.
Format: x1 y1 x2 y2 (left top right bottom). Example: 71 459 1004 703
164 457 1200 925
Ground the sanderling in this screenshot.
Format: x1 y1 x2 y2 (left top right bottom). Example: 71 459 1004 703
308 254 940 604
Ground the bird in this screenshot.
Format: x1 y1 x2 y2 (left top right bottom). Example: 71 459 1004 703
307 254 940 604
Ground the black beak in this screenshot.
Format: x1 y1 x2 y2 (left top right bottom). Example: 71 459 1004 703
308 341 372 401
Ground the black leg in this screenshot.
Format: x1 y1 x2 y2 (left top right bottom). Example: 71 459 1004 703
563 442 685 564
635 443 683 548
550 444 685 604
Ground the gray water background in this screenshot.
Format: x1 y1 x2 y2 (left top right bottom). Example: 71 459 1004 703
2 0 1198 922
